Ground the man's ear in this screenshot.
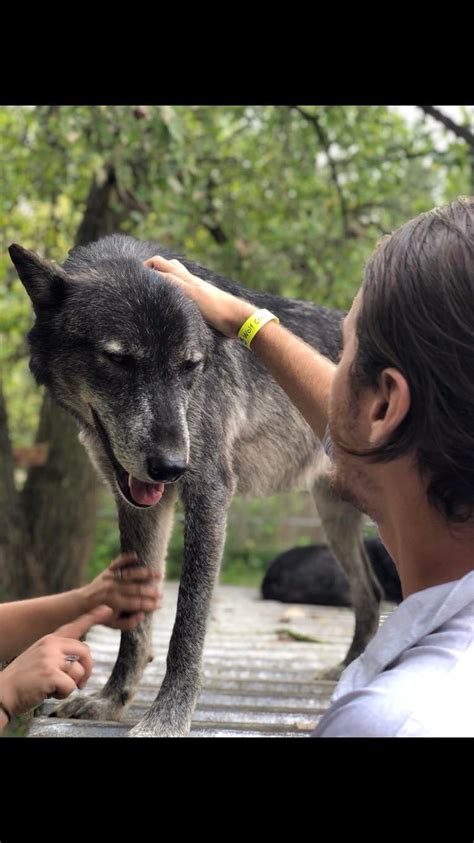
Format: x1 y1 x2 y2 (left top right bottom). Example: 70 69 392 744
367 368 411 446
8 244 70 312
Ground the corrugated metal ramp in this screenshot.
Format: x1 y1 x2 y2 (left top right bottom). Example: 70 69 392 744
29 583 392 738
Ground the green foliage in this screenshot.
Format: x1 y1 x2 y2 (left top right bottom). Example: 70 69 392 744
3 104 472 447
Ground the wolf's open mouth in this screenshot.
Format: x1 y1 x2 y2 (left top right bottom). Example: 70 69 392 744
90 407 164 508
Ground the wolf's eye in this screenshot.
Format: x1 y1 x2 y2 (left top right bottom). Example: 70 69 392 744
102 351 131 366
182 358 202 372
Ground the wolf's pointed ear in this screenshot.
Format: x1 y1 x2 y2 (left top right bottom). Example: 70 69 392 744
8 244 70 311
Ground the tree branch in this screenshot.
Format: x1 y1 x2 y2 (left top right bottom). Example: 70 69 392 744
417 106 474 147
202 175 228 245
292 105 350 235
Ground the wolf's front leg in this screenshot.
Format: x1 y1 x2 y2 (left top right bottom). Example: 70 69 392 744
129 479 231 737
50 486 177 722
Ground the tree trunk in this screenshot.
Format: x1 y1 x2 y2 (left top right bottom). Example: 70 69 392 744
0 382 45 599
20 393 100 594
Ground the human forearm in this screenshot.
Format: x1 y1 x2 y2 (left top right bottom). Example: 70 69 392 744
0 554 163 661
197 299 335 438
250 320 335 440
0 589 87 662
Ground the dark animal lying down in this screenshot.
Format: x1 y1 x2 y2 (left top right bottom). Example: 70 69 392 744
262 538 402 606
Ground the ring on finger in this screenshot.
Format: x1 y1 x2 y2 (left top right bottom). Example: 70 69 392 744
64 654 79 670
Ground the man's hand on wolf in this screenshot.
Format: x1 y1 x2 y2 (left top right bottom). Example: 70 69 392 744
144 256 334 443
144 256 255 337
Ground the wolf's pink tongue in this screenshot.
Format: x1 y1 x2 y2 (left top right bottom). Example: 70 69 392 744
128 476 164 506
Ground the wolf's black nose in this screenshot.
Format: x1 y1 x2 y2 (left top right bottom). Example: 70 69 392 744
147 456 187 483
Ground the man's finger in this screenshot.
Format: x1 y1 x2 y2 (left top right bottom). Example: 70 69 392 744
145 256 198 286
169 258 192 276
144 256 175 272
154 270 192 288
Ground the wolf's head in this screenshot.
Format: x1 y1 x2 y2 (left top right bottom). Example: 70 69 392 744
9 242 214 509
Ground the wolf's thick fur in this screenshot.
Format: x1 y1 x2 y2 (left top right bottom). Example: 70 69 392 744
9 235 382 736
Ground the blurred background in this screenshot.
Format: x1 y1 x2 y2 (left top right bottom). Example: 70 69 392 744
1 104 473 600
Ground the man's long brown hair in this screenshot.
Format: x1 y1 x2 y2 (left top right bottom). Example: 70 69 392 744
347 197 474 523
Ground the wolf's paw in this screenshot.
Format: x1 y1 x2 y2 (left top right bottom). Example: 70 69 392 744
128 714 190 738
49 693 126 722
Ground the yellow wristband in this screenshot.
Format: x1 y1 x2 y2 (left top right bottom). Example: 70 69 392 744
238 309 280 348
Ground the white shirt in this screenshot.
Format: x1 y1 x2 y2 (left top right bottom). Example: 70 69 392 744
313 570 474 737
